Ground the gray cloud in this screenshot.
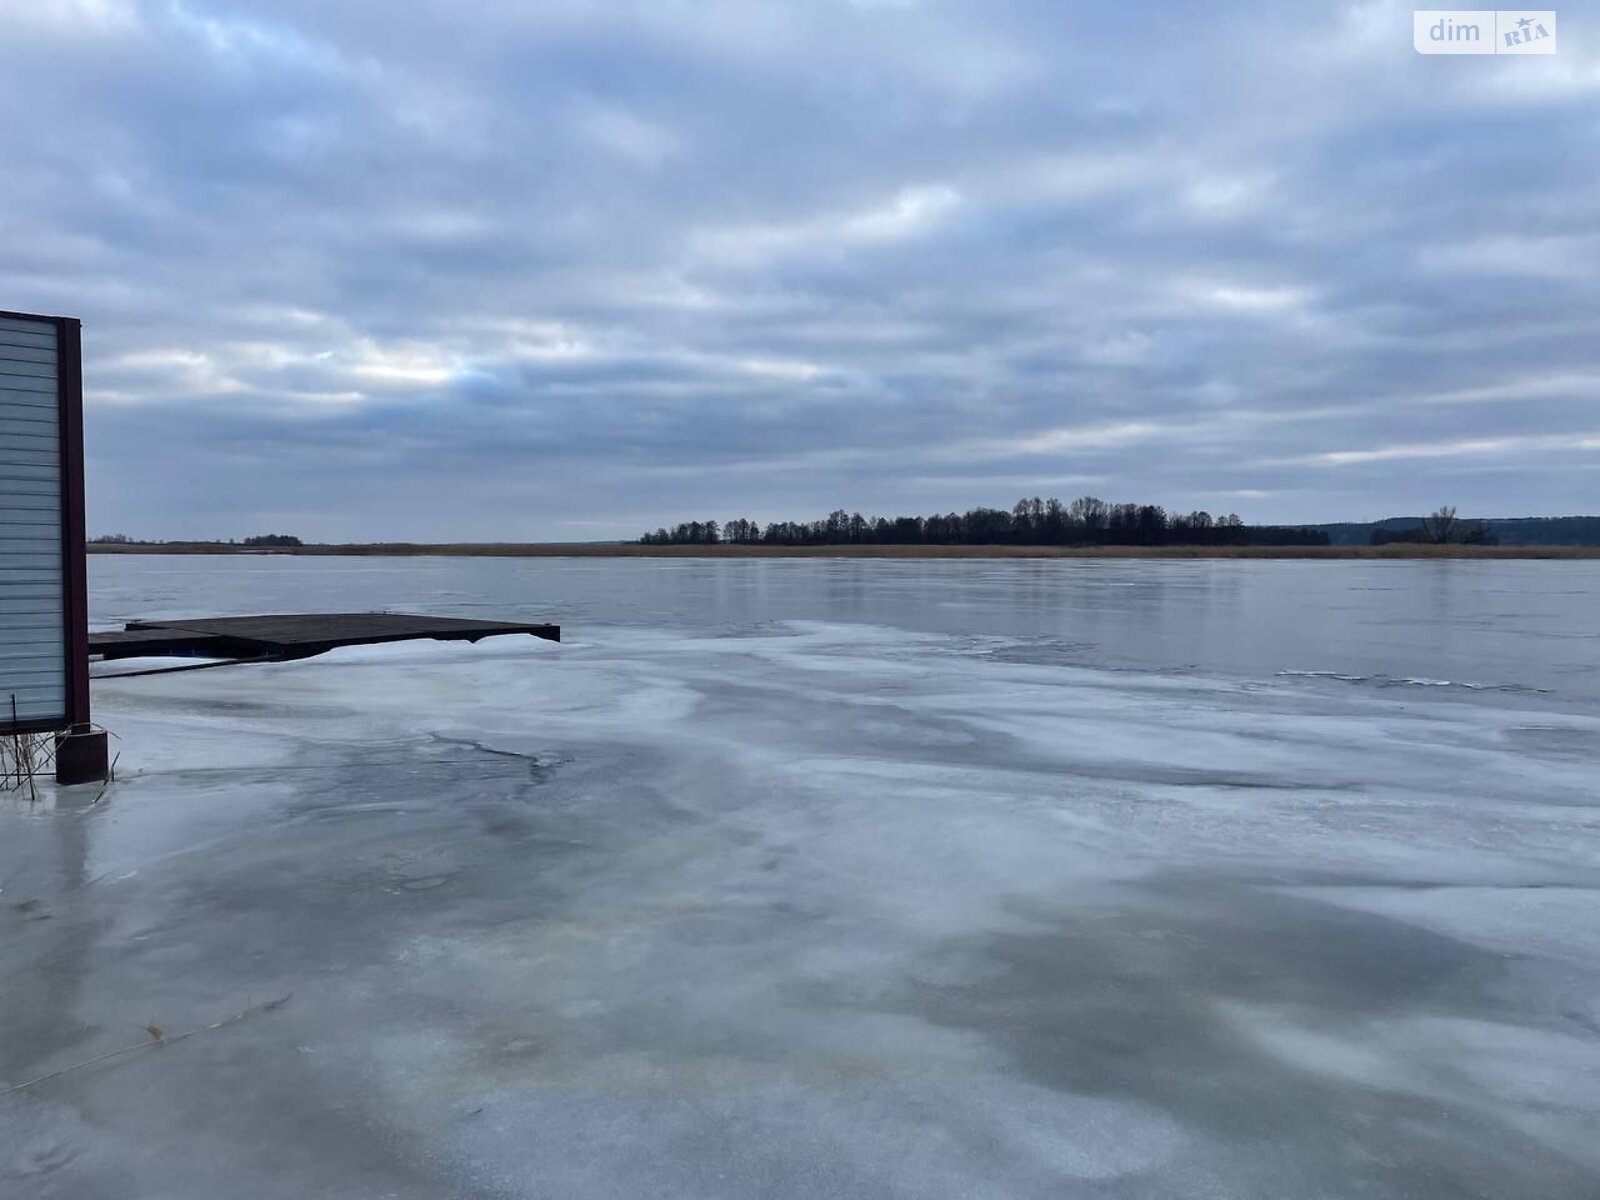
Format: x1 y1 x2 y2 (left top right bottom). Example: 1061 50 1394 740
2 0 1596 540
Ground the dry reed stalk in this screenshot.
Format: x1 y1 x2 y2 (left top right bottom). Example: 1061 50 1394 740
1 994 293 1097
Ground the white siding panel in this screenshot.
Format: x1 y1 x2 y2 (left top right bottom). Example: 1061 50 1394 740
0 604 63 623
2 667 64 686
0 428 58 447
0 313 65 728
0 474 60 495
0 412 59 432
0 658 64 679
0 385 60 404
0 376 57 395
0 345 58 366
0 361 56 381
0 456 58 478
0 492 59 511
7 690 67 723
0 466 58 482
0 551 64 570
0 537 58 551
0 333 57 354
0 584 65 603
0 426 59 445
0 578 64 592
0 530 61 548
0 606 66 623
0 317 58 336
0 463 58 484
0 631 64 650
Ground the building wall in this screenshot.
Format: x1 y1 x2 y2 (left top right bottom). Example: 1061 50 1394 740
0 314 67 727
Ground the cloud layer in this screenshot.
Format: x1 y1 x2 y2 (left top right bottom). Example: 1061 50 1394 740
3 1 1596 539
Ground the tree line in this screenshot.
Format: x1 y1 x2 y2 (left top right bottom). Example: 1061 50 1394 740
640 498 1332 547
90 533 303 547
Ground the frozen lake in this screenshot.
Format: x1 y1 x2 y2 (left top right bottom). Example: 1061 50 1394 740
4 555 1599 1198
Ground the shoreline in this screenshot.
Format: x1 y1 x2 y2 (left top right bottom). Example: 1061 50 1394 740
87 542 1600 560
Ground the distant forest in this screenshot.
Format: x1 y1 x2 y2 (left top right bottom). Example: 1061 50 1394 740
91 533 303 547
640 498 1331 548
1315 515 1600 547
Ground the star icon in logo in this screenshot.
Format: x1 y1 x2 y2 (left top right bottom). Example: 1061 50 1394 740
1517 16 1534 29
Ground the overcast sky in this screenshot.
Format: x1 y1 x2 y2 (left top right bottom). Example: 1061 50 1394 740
2 2 1595 540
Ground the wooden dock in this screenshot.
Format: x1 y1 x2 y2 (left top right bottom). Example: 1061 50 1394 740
90 613 560 663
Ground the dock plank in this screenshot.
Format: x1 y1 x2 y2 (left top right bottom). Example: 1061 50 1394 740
92 613 560 662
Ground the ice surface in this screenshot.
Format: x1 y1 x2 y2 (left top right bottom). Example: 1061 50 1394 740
5 578 1600 1198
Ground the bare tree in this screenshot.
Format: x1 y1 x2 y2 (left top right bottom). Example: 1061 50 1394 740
1069 496 1108 539
1422 506 1459 544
